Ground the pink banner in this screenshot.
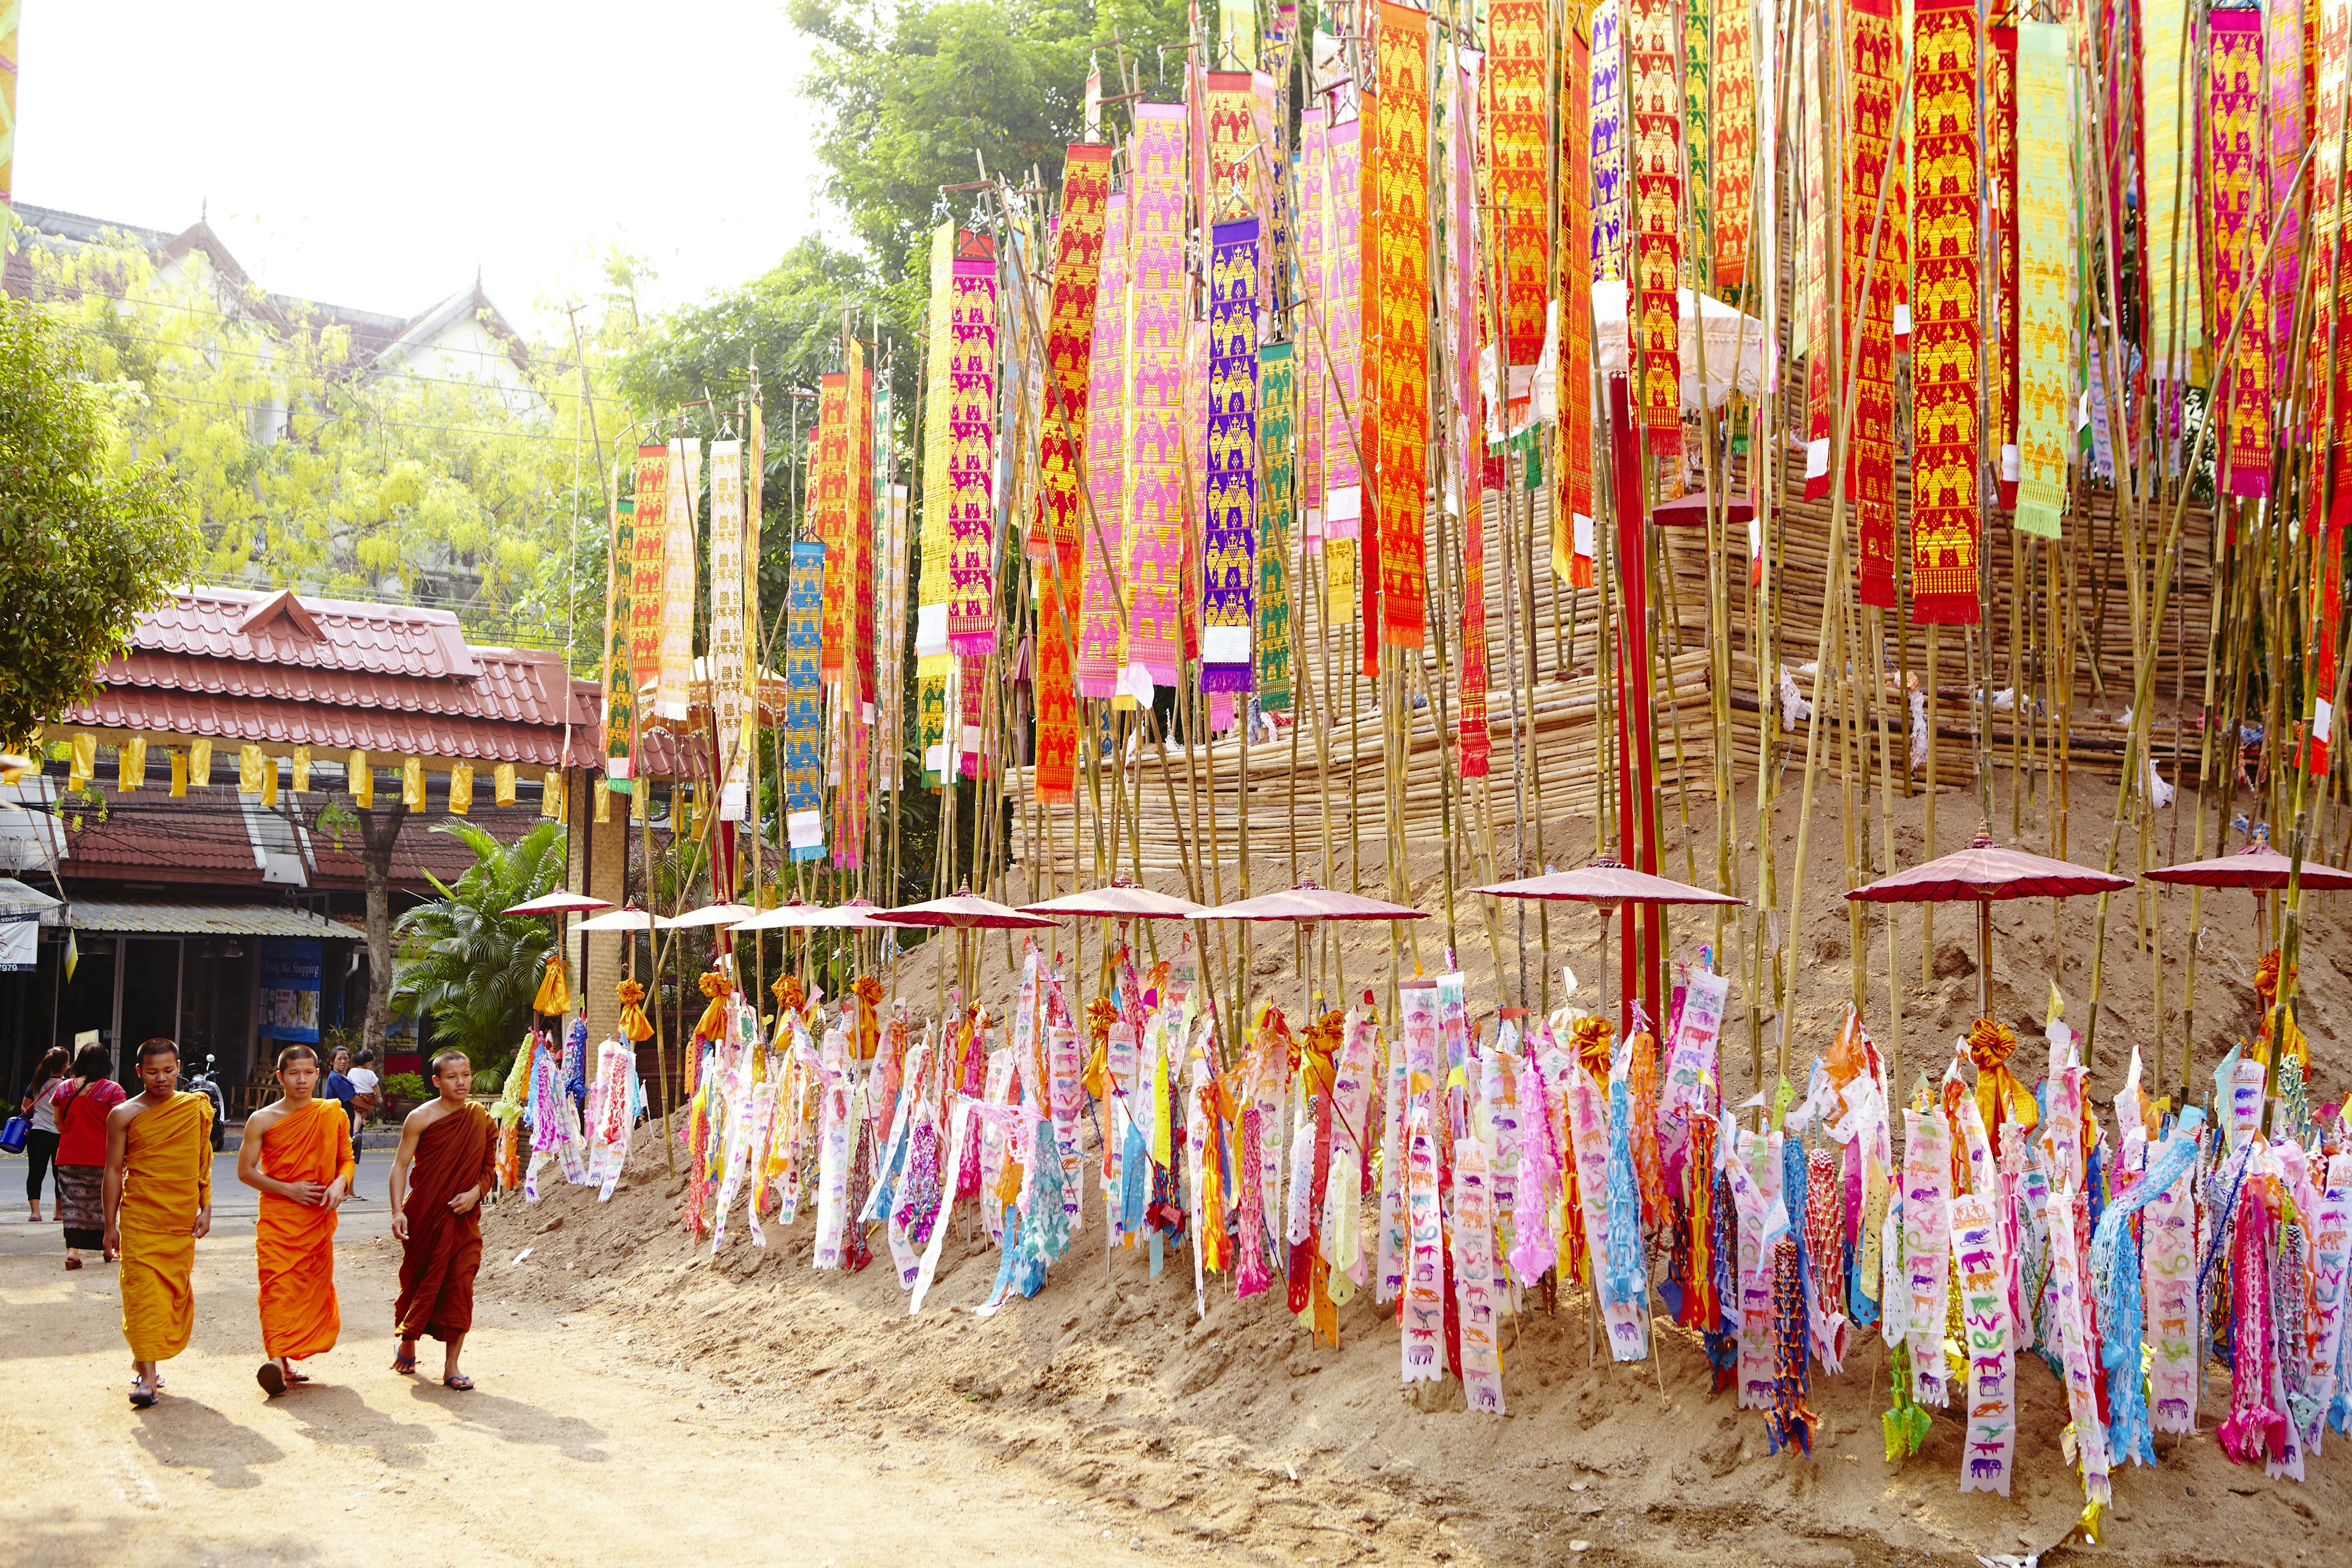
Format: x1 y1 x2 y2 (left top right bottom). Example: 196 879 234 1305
1126 102 1189 687
1078 190 1129 698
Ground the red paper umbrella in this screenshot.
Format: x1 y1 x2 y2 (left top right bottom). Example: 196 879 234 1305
1020 879 1209 921
1847 832 2132 1023
2143 839 2352 892
1651 487 1755 529
872 884 1060 1007
1193 878 1428 923
502 891 613 916
1476 859 1742 1028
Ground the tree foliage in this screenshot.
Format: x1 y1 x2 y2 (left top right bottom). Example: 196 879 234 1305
0 299 195 748
390 818 567 1080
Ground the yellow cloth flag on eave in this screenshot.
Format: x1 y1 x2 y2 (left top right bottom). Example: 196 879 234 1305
239 744 266 795
169 749 187 797
292 745 311 793
348 750 372 809
262 756 278 808
494 762 516 806
449 762 474 816
188 739 211 788
68 733 94 790
595 779 611 823
542 769 565 821
118 737 146 793
401 756 424 810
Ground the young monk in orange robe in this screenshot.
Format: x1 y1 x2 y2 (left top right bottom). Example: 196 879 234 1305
104 1039 214 1408
388 1050 496 1389
238 1044 353 1396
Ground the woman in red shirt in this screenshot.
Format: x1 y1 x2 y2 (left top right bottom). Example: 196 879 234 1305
51 1042 126 1269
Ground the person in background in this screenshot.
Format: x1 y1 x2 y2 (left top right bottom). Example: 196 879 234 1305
345 1047 380 1183
18 1045 70 1222
51 1042 125 1269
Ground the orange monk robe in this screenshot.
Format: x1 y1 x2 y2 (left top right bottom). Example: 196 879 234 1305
119 1091 214 1362
394 1103 497 1342
256 1097 354 1362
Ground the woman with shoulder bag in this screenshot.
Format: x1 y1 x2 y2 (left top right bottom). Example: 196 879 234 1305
51 1042 127 1269
17 1045 70 1221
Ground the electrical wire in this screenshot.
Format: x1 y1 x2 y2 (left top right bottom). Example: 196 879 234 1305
51 318 581 400
130 388 584 445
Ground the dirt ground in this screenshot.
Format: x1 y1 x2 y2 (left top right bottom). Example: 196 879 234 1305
0 1149 1207 1567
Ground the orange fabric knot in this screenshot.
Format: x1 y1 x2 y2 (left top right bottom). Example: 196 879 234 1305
1085 996 1119 1047
1966 1016 2037 1153
1965 1017 2017 1074
1298 1011 1342 1098
772 974 805 1013
692 971 733 1042
1569 1014 1615 1077
2255 948 2288 1008
532 950 571 1016
854 975 884 1060
616 979 654 1043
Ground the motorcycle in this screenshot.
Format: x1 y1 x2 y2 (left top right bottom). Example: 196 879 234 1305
181 1054 227 1151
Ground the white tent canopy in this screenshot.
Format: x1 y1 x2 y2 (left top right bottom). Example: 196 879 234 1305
1589 281 1769 410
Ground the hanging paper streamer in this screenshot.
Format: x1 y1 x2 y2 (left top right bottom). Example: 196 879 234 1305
1953 1193 2015 1494
1711 0 1753 288
1401 1101 1446 1382
2211 10 2271 502
948 235 1000 654
1126 104 1188 688
2047 1186 2114 1512
1203 216 1261 695
1627 0 1683 459
1591 0 1627 281
1846 0 1898 599
1035 143 1114 801
1571 1066 1649 1360
601 496 636 784
1375 1 1430 652
1454 1137 1506 1412
655 439 699 722
1730 1131 1775 1406
2143 1133 2200 1433
1560 19 1597 587
785 542 826 861
1910 0 1983 625
1489 0 1550 377
2015 21 2076 534
1902 1106 1953 1405
1257 340 1294 710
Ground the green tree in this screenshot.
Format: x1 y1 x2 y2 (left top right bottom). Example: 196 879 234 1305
0 300 195 748
390 819 568 1083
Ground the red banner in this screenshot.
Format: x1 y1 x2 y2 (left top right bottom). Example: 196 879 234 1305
1629 0 1683 459
1847 0 1900 607
1489 0 1550 375
1375 1 1430 652
814 373 851 683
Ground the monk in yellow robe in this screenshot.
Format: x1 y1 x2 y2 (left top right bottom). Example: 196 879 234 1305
389 1050 496 1389
238 1044 353 1396
104 1039 214 1408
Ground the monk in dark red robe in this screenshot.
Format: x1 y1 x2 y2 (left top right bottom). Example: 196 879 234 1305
387 1051 496 1389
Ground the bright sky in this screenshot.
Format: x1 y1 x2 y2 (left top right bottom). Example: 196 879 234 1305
13 1 837 336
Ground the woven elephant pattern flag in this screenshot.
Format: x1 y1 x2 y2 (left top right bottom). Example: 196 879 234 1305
1202 217 1261 695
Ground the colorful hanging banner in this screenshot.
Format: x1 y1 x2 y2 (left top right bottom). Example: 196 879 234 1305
947 236 1000 654
1360 66 1382 672
1910 0 1983 626
2142 0 2201 378
2269 0 2307 407
1452 52 1489 776
1490 0 1551 377
1375 0 1430 653
1629 0 1683 459
784 541 826 861
1711 0 1754 289
2313 0 2351 530
849 342 876 710
1203 217 1260 695
1257 340 1294 710
1079 190 1131 700
917 224 957 783
815 372 853 682
1561 16 1597 588
1682 0 1712 293
628 446 668 695
2212 10 2271 501
1127 104 1188 691
1203 70 1254 234
707 439 748 808
1847 0 1898 601
1953 1193 2015 1495
2016 21 2077 532
655 439 699 722
1800 4 1832 500
1302 119 1329 544
1325 115 1365 604
1591 0 1627 282
1989 23 2021 508
601 496 636 784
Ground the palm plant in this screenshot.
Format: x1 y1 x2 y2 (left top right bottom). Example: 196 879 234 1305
390 819 566 1084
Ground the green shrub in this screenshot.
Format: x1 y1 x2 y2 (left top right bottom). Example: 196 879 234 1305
382 1072 428 1104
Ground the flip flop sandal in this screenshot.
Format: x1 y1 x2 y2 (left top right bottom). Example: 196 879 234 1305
64 1256 82 1271
129 1384 158 1409
285 1370 312 1385
257 1361 287 1398
391 1353 418 1375
442 1374 475 1392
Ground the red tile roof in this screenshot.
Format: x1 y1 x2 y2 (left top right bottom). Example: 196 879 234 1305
61 586 603 766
